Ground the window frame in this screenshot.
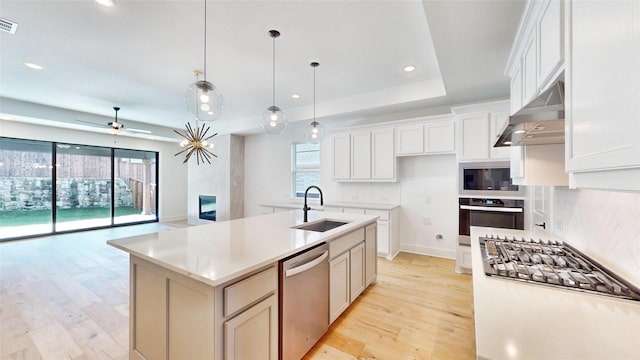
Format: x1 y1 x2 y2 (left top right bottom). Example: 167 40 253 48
291 142 321 199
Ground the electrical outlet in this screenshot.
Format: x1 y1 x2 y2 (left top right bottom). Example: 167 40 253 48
423 217 432 225
556 220 563 232
425 196 431 204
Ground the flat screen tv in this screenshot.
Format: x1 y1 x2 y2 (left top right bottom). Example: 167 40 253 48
199 195 216 221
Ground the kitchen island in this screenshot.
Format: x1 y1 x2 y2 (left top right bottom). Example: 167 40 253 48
108 210 378 360
470 226 640 360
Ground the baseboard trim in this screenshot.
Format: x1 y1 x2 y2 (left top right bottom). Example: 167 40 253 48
399 244 456 260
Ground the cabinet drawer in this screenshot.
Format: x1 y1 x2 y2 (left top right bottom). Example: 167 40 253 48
224 266 277 317
329 228 365 259
364 209 389 221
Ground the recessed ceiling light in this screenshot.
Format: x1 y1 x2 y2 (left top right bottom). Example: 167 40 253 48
291 94 301 99
24 62 43 70
95 0 115 7
403 65 416 72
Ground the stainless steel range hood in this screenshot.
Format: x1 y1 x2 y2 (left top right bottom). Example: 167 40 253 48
494 80 564 147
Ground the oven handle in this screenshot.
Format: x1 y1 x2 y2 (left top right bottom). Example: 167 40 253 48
460 205 523 213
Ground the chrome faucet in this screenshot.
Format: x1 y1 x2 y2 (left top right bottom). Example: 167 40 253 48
303 185 323 222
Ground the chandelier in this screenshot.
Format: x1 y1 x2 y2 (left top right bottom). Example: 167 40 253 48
174 120 218 165
304 62 325 144
260 29 287 134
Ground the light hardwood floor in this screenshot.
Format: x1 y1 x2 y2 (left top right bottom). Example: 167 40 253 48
1 224 475 360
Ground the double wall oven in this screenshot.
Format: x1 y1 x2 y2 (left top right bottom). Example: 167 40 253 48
456 162 525 273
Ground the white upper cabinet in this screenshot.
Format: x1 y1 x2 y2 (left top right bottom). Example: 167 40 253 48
332 133 351 180
396 115 455 156
506 0 565 114
396 124 424 156
453 100 510 162
332 127 396 182
350 131 372 180
564 0 640 191
371 128 395 180
489 111 511 160
522 31 538 103
537 0 564 87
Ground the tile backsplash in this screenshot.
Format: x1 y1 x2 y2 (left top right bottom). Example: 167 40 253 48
553 187 640 287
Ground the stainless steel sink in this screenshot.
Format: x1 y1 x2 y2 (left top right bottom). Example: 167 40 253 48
293 220 348 232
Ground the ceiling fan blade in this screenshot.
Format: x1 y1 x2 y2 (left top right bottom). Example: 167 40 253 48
74 118 105 128
127 128 152 134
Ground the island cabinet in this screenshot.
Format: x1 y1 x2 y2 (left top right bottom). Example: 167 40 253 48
129 257 278 360
328 224 377 324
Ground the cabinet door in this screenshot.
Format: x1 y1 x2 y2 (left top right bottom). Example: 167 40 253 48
224 294 278 360
537 0 563 87
365 224 377 287
332 134 350 180
457 113 490 160
371 128 395 180
396 124 424 155
376 220 390 256
489 111 511 160
523 31 538 103
350 131 371 179
349 243 365 301
329 252 350 324
531 185 551 234
566 0 640 172
510 63 523 115
424 120 455 154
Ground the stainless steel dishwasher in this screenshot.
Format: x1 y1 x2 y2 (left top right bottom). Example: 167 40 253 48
279 243 329 360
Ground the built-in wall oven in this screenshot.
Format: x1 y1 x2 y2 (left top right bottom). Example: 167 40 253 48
456 197 525 273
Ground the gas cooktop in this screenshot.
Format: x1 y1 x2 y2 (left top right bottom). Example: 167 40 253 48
479 235 640 302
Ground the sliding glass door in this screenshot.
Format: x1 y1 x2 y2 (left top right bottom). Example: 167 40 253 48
0 138 54 238
55 144 112 232
0 137 159 241
114 149 157 224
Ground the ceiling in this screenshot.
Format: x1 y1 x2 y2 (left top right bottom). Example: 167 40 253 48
0 0 525 140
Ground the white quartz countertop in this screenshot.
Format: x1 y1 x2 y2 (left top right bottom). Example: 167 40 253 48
108 211 377 287
261 201 399 211
470 226 640 360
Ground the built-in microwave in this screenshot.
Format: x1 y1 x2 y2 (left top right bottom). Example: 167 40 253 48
458 162 525 197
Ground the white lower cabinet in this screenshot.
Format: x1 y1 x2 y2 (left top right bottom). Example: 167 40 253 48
328 226 376 324
376 220 390 256
349 243 365 301
365 224 377 286
224 294 278 360
329 251 350 323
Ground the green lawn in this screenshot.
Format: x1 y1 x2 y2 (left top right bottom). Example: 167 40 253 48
0 206 142 226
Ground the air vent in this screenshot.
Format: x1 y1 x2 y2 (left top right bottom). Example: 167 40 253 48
0 18 18 34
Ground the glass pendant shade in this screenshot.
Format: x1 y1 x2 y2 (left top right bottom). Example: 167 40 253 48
304 121 325 144
260 105 287 134
185 80 224 122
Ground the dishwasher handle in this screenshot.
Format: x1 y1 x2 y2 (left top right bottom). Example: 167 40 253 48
285 251 328 278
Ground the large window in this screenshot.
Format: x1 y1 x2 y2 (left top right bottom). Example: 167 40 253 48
0 137 158 241
292 143 320 198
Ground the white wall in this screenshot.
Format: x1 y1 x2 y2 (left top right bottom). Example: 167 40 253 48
244 125 459 259
552 187 640 287
244 126 311 217
1 119 188 222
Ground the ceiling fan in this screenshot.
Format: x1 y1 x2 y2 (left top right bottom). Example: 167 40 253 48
75 107 152 135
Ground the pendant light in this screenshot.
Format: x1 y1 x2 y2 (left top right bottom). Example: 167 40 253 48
185 0 223 122
176 72 218 165
260 30 287 134
305 62 325 144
